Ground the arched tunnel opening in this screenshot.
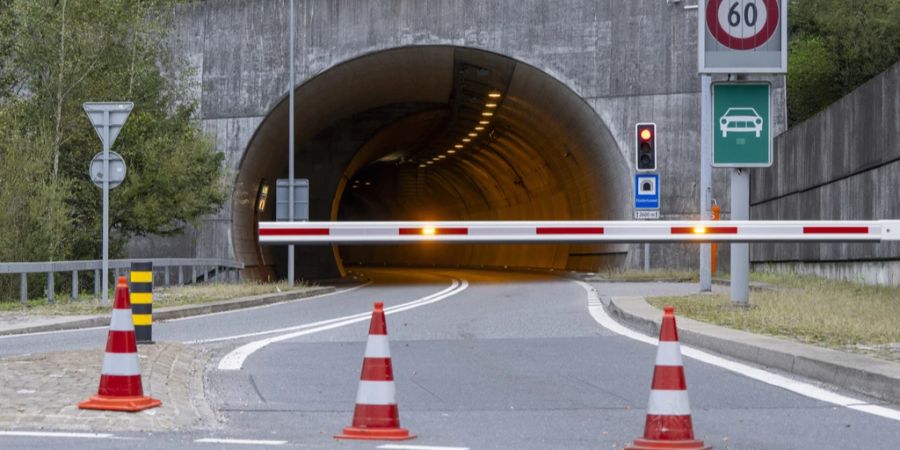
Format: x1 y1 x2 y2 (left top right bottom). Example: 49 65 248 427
233 46 631 281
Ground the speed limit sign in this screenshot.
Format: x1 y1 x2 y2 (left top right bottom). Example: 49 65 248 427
698 0 787 73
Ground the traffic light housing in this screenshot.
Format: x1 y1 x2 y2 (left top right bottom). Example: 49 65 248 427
635 123 656 171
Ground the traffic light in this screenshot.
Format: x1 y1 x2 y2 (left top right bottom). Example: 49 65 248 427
635 123 656 171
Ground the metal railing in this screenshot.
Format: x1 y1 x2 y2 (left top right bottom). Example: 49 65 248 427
0 258 244 304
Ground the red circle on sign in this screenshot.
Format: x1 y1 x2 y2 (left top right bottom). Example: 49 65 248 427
706 0 779 50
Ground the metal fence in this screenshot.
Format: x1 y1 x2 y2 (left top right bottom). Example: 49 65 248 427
0 258 244 304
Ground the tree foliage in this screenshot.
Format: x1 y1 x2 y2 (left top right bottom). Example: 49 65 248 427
788 0 900 124
0 0 225 267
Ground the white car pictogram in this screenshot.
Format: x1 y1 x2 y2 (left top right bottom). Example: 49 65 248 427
720 107 763 138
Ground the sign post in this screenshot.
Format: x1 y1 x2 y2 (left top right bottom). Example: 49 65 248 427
83 102 133 306
699 0 785 306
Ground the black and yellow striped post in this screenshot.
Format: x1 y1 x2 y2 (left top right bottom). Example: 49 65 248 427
129 262 154 343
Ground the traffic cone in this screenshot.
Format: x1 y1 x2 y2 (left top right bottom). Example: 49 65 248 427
626 306 710 450
78 277 161 412
335 302 415 441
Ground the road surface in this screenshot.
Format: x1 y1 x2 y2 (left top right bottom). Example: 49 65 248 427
1 268 897 449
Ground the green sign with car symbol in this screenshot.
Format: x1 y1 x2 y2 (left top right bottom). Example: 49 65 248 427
712 82 772 167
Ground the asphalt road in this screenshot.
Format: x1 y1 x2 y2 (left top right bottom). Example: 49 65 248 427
2 268 898 449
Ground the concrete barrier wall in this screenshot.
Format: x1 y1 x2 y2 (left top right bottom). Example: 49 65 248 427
751 61 900 283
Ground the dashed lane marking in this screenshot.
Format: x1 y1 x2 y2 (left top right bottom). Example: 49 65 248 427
0 431 114 439
195 438 287 445
217 278 469 370
377 445 470 450
576 280 900 423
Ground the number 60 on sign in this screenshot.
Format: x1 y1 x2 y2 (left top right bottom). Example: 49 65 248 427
698 0 787 73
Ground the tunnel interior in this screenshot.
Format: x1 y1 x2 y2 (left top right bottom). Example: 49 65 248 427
232 46 630 280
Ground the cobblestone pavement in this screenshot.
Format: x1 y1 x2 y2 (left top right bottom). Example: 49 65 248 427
0 342 217 432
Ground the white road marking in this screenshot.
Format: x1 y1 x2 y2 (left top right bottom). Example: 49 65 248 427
0 282 373 341
217 278 469 370
575 280 900 422
195 438 287 445
377 445 470 450
0 431 113 439
167 281 373 323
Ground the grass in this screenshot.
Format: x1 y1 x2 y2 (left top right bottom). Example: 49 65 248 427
646 271 900 361
593 269 699 283
0 281 312 316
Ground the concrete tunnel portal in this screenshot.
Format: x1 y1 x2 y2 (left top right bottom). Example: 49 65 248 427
232 46 631 281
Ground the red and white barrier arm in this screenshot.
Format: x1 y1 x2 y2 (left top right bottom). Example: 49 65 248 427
258 220 900 244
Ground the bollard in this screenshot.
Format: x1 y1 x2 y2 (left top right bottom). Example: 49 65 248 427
129 262 154 344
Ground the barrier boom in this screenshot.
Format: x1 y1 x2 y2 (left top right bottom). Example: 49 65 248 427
258 220 900 244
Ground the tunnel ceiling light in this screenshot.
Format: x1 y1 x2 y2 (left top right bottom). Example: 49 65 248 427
488 92 502 98
365 182 371 186
426 161 434 165
481 111 494 117
447 149 456 154
474 126 485 131
454 144 464 149
438 155 446 159
462 138 471 143
468 133 477 137
485 102 498 108
352 185 358 188
419 164 426 168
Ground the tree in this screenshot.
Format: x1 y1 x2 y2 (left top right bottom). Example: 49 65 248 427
787 0 900 124
0 0 225 266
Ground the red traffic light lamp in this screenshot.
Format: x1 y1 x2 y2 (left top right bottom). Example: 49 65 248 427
635 123 657 171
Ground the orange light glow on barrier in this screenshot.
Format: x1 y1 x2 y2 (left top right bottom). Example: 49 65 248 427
693 226 706 234
422 227 436 235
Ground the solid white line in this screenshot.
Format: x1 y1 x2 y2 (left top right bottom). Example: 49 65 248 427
0 282 373 341
195 438 287 445
217 279 468 370
169 281 373 323
576 280 900 422
377 445 470 450
0 431 114 439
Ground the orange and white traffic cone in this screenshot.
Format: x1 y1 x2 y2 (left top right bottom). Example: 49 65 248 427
335 302 415 441
626 306 710 450
78 276 161 412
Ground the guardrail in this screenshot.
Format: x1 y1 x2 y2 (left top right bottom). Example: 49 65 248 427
0 258 244 304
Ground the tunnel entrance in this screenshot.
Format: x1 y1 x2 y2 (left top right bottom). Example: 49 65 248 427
233 46 630 281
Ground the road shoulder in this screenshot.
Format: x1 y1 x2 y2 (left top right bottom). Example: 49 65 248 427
597 289 900 405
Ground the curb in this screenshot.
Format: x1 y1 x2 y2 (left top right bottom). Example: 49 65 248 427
603 295 900 405
0 286 336 337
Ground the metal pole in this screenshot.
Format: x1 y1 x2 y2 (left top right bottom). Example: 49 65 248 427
20 273 27 304
643 243 650 271
102 111 110 306
178 266 184 285
287 0 296 287
699 74 713 292
71 270 78 300
47 271 55 303
94 269 100 298
730 168 750 305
